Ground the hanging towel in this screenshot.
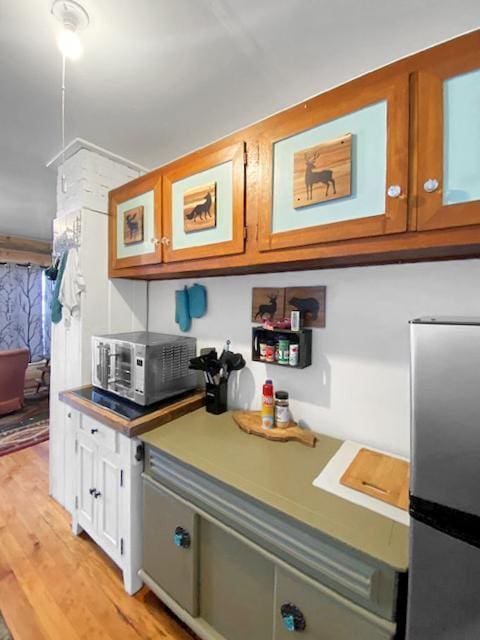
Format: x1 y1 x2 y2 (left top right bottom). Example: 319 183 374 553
175 286 191 332
188 284 207 318
51 251 69 324
59 248 85 327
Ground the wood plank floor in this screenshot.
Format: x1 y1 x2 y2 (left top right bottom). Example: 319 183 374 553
0 442 196 640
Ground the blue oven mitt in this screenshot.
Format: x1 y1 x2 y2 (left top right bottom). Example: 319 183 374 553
188 283 207 318
175 286 191 332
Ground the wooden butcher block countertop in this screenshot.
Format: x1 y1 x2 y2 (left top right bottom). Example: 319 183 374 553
59 386 205 438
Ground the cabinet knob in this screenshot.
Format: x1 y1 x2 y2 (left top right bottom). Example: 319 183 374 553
280 603 306 632
173 526 191 548
90 428 98 435
151 237 161 246
93 490 101 499
67 412 72 418
89 487 96 496
387 185 402 199
423 178 439 193
160 236 170 246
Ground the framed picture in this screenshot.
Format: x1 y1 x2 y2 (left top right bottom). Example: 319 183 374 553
123 205 144 244
251 288 286 322
257 74 409 251
163 141 246 263
183 182 217 233
285 286 326 327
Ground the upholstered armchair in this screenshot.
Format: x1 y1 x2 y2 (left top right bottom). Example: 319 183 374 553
0 349 30 416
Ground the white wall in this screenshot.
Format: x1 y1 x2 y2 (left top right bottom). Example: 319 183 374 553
148 259 480 458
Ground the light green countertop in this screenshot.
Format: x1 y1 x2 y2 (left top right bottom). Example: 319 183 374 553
140 409 408 572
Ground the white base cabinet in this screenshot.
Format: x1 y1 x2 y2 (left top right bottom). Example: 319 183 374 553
71 410 144 595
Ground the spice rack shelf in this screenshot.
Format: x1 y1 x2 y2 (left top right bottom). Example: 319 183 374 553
251 327 312 369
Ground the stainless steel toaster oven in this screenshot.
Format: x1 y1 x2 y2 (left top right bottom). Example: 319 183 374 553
91 332 196 406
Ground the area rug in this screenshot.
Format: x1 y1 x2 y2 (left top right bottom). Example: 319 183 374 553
0 394 49 457
0 611 12 640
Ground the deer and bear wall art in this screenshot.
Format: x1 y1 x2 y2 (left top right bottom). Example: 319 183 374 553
252 286 326 328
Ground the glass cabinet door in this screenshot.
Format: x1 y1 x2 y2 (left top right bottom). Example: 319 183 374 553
416 42 480 230
109 172 162 270
161 141 246 262
257 73 409 251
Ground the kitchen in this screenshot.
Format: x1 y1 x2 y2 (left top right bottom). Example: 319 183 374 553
0 3 480 640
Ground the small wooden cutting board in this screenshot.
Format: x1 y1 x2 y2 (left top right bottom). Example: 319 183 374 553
340 448 410 511
232 411 316 447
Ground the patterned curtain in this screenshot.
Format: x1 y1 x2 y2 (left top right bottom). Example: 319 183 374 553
0 263 51 362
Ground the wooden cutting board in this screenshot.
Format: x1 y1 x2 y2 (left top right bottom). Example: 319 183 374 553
232 411 316 447
340 448 410 511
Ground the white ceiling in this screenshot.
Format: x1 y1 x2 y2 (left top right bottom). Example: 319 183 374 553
0 0 479 242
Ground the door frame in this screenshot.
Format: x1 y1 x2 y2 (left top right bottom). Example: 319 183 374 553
162 141 246 262
109 171 162 270
257 73 410 251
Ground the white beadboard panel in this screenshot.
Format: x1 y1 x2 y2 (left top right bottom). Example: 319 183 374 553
50 145 147 511
148 259 480 458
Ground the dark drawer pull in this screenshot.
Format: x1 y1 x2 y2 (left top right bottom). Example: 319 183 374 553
173 526 191 549
90 428 98 434
89 487 96 495
281 603 306 632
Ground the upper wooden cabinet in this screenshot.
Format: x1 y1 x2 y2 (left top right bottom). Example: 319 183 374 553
109 172 162 270
416 45 480 231
108 31 480 280
257 73 410 251
162 142 246 262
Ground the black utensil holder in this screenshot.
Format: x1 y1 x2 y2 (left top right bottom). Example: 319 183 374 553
205 380 228 415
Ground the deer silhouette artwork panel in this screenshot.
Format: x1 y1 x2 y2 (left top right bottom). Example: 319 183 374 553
183 182 217 233
293 133 352 209
123 206 144 245
251 288 286 322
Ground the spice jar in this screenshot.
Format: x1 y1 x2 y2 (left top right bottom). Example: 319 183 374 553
275 390 290 428
264 340 276 363
277 336 290 365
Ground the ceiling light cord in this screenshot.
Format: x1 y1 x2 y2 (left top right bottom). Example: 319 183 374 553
61 53 66 194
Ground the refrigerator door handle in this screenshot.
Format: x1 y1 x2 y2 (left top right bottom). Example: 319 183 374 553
410 494 480 550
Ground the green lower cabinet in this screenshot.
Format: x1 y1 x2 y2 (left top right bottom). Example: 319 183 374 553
273 567 395 640
199 519 274 640
143 478 199 616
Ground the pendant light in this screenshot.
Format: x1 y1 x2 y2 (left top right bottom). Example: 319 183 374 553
51 0 89 192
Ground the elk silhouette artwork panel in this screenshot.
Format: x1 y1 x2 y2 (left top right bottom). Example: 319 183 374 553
293 133 352 208
183 182 217 233
123 205 144 245
251 288 286 322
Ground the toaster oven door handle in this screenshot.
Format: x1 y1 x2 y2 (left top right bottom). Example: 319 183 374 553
97 343 111 389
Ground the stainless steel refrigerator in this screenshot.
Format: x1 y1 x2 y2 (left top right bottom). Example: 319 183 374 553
407 318 480 639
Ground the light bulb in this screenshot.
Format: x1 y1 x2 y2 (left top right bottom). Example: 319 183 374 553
57 28 83 60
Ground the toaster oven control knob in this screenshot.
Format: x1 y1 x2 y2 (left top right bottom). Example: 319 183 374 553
280 603 306 632
174 526 191 549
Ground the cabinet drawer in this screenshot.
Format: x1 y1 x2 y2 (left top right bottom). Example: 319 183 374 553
143 477 198 616
274 566 395 640
79 416 118 453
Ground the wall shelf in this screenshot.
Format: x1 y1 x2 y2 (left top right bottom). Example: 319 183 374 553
251 327 312 369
